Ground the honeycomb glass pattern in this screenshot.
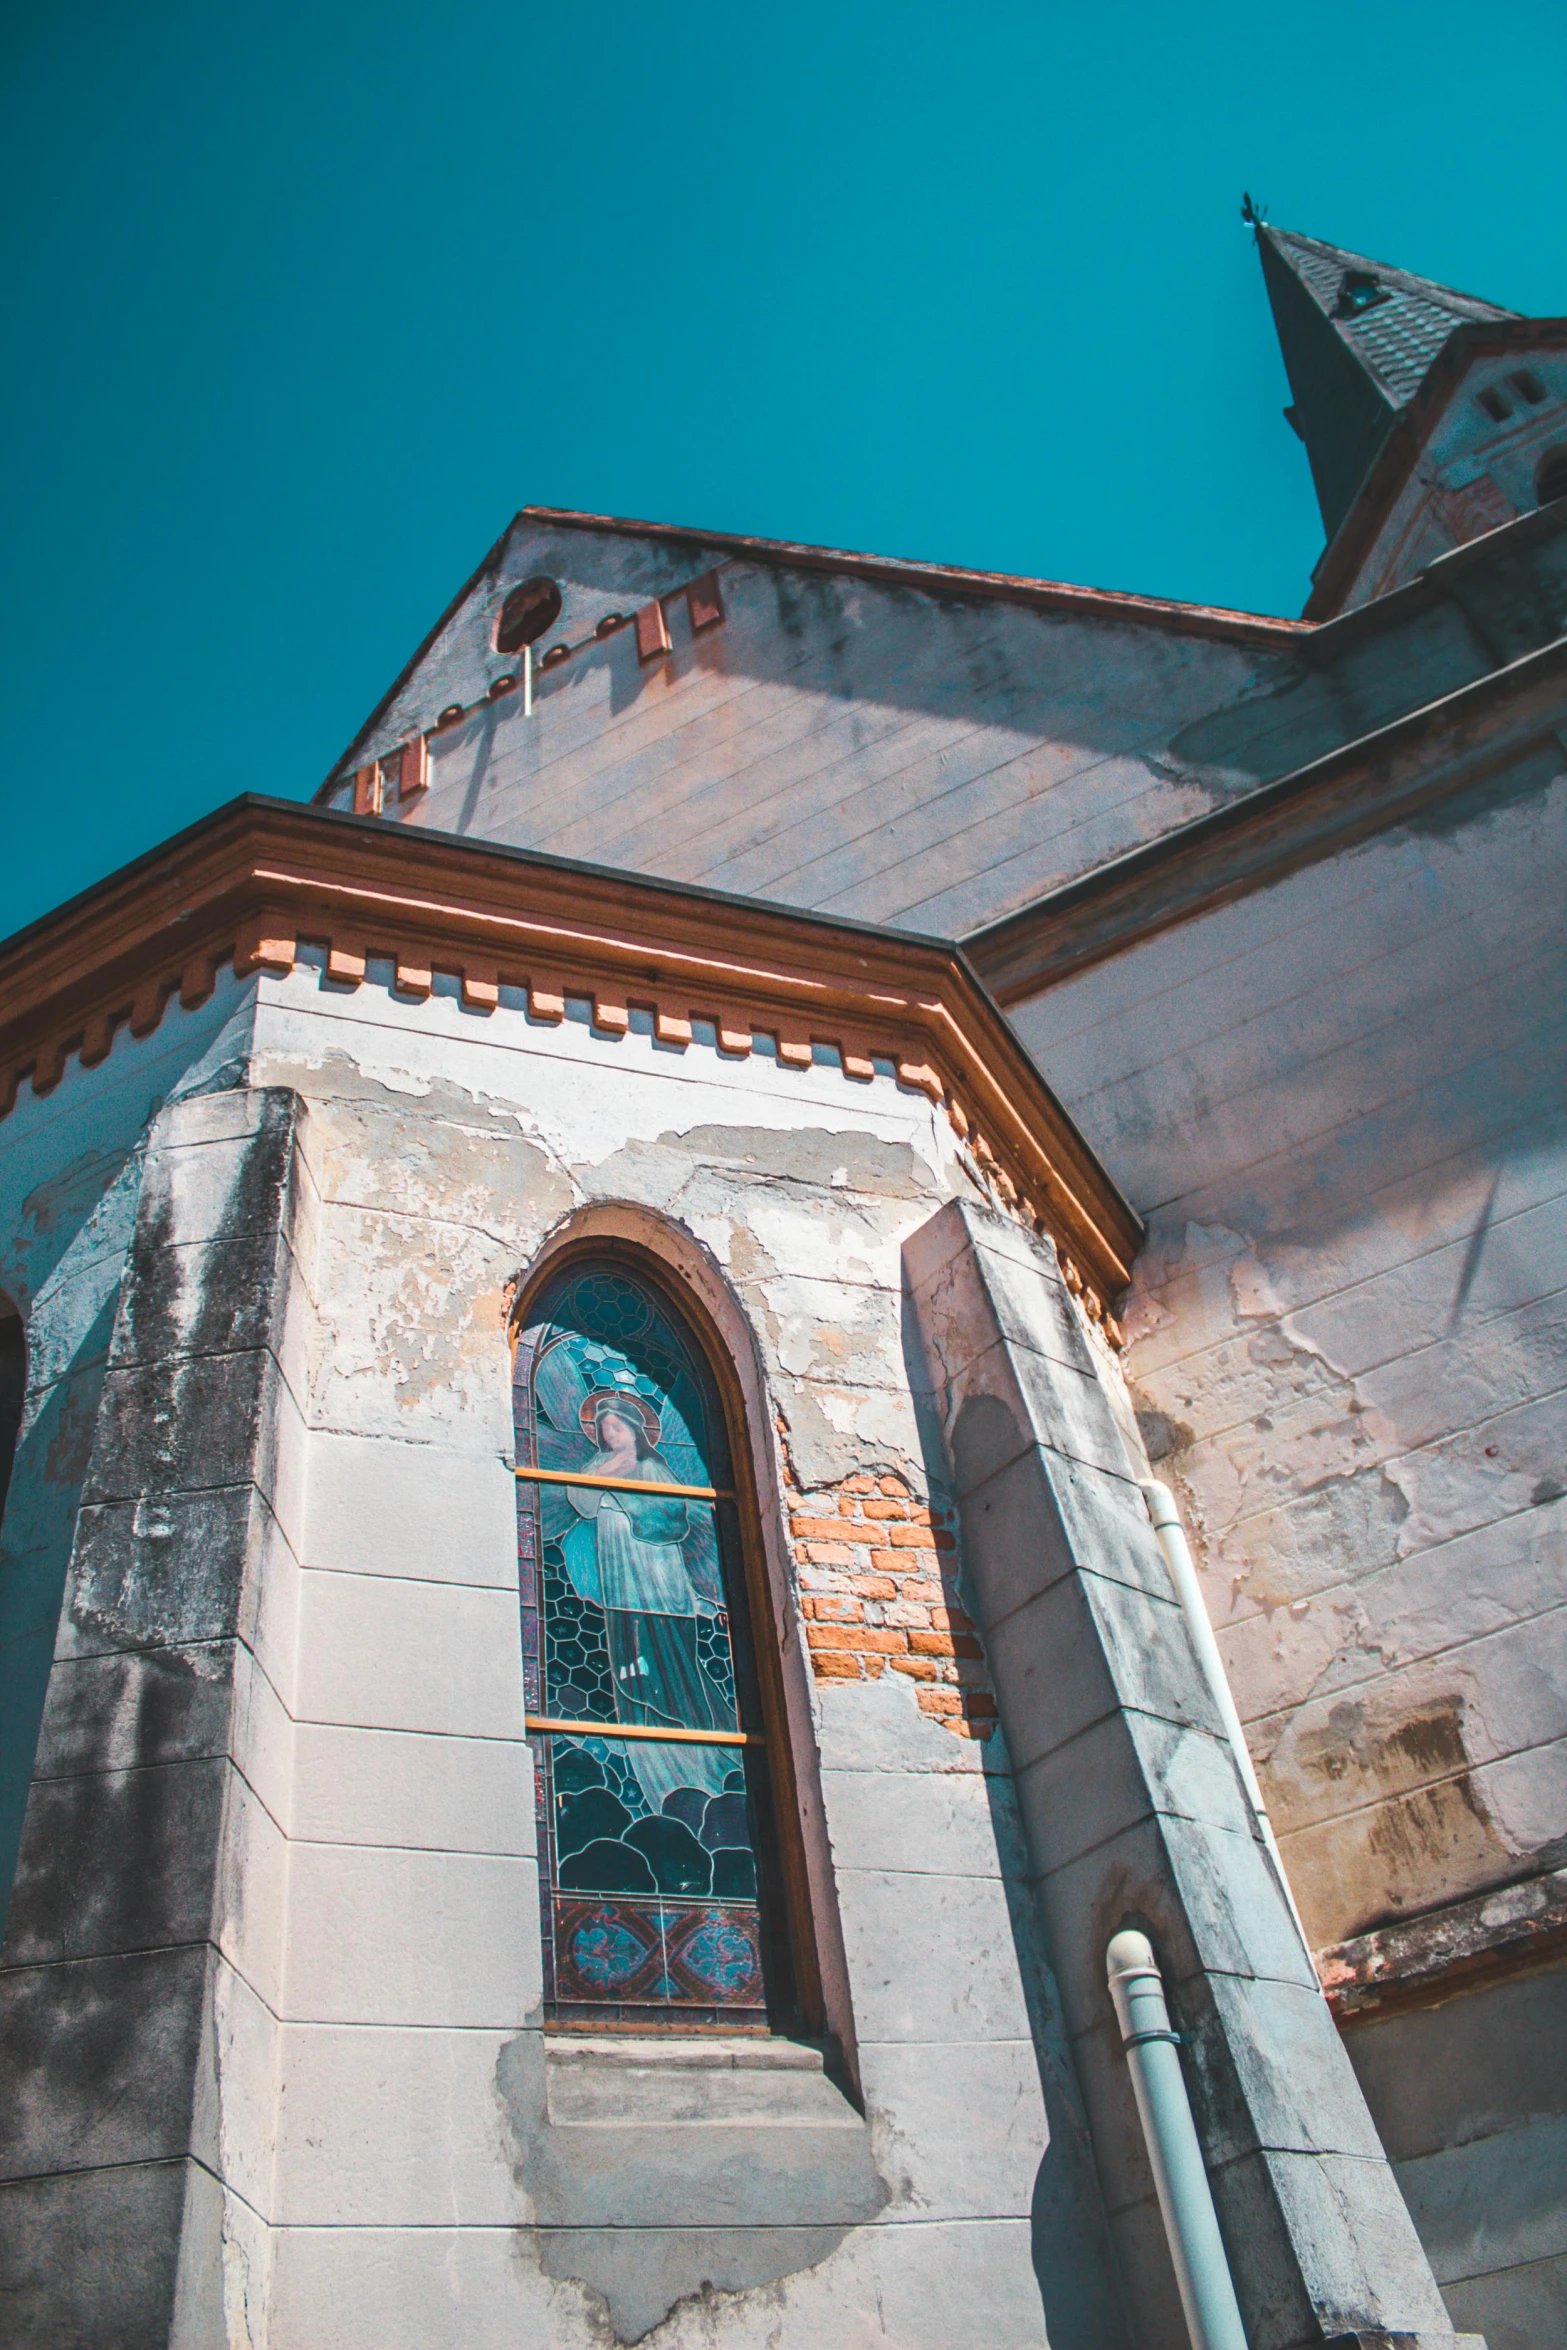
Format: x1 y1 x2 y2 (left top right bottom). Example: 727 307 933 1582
514 1263 783 2026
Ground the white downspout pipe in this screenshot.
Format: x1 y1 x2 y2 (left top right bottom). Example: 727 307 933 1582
1107 1930 1249 2350
1140 1481 1311 1958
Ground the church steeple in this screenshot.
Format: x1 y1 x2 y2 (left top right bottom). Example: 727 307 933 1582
1255 223 1518 540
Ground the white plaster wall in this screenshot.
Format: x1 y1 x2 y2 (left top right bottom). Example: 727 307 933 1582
1011 764 1567 1945
1009 757 1567 2337
230 954 1065 2347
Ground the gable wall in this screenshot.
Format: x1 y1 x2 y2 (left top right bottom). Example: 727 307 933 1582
1344 349 1567 611
325 518 1297 937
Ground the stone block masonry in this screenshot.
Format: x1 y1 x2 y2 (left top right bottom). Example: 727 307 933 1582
789 1473 998 1737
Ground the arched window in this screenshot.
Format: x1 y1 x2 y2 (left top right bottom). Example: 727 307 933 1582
513 1258 797 2030
1536 446 1567 507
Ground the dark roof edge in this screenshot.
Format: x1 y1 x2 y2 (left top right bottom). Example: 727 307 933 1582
1305 317 1567 619
313 517 519 800
516 505 1311 645
1259 224 1520 326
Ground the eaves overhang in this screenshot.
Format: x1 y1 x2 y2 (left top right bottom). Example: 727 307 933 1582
1305 317 1567 621
0 797 1142 1323
964 630 1567 1002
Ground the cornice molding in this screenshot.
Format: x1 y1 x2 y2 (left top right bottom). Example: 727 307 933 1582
964 632 1567 1006
1320 1865 1567 2024
0 798 1142 1325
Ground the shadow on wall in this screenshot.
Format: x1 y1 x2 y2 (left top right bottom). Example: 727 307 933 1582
899 1280 1133 2349
0 1293 119 1951
0 1301 22 1529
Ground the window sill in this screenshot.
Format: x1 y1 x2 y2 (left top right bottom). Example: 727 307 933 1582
543 2032 860 2129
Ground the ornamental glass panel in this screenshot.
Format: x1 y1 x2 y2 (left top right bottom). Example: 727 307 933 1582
514 1262 792 2028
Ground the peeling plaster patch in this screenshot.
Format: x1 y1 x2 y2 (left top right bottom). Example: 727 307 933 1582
1118 1206 1563 1943
774 1380 926 1497
1125 1218 1412 1624
303 1092 574 1240
254 1045 575 1147
580 1125 938 1209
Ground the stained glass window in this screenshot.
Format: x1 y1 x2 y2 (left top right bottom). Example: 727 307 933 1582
514 1262 793 2028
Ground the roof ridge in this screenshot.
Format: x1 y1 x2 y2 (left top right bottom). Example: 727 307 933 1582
516 505 1307 635
1261 223 1519 325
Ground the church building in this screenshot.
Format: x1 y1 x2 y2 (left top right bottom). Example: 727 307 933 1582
0 221 1563 2349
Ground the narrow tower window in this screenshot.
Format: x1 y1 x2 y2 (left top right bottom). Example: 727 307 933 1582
1536 447 1567 506
513 1261 795 2029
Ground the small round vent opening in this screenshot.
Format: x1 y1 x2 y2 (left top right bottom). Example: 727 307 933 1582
496 576 563 653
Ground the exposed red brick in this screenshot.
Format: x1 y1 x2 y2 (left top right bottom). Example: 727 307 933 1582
878 1474 911 1497
907 1627 954 1657
811 1652 862 1681
791 1515 852 1543
848 1574 898 1600
930 1605 977 1634
886 1522 946 1548
804 1595 864 1623
807 1624 908 1655
842 1474 877 1494
889 1655 940 1681
917 1687 962 1716
861 1496 912 1520
919 1629 983 1659
804 1541 855 1567
870 1545 937 1575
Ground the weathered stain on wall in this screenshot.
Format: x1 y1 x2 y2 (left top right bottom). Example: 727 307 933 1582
0 971 257 1939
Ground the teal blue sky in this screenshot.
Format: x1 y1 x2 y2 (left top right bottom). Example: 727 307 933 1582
4 0 1565 936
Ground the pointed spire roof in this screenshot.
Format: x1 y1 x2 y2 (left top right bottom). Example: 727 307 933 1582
1256 223 1518 540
